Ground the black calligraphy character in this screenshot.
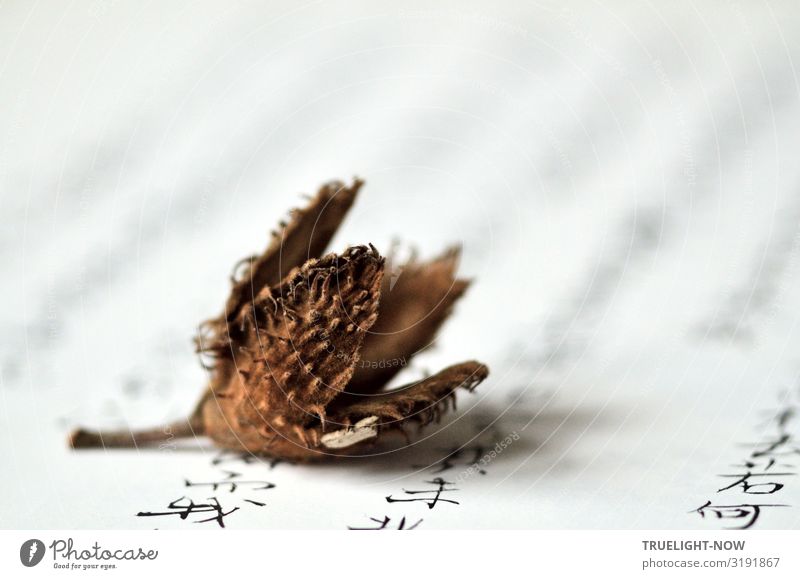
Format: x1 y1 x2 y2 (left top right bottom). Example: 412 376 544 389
773 407 796 430
348 516 423 530
428 446 488 475
692 500 789 530
757 401 797 431
746 434 799 459
465 446 488 475
385 478 459 509
184 470 276 493
414 450 456 474
243 499 267 507
137 496 239 528
733 458 794 472
717 471 794 494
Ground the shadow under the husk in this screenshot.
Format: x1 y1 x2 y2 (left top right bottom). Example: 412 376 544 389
304 389 616 480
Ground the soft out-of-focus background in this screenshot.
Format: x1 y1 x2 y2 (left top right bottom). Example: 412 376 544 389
2 0 800 529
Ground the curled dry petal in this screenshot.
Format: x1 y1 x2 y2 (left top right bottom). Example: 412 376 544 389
344 245 470 396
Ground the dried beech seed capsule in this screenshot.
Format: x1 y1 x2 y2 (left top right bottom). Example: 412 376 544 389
69 179 489 461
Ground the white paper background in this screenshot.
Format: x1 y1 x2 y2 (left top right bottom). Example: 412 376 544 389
2 0 800 529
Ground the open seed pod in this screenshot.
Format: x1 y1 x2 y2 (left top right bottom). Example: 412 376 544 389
69 179 489 460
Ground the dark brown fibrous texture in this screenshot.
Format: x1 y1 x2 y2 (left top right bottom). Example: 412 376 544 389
69 179 489 460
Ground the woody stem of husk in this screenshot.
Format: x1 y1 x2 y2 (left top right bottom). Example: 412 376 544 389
68 416 203 449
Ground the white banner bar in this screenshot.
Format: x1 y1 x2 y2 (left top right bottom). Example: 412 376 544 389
2 531 800 578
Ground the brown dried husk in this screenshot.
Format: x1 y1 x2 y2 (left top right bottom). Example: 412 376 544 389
69 179 489 460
